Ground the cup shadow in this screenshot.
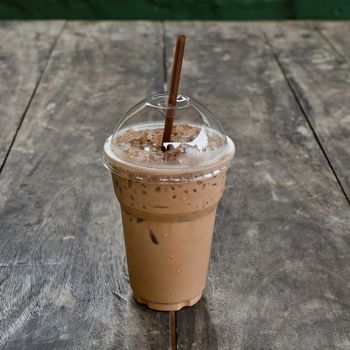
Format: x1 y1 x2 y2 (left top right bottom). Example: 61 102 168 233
177 296 219 349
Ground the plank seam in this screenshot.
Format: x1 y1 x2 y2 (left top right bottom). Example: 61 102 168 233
263 32 350 206
313 25 348 64
313 26 348 63
0 21 67 175
162 21 168 92
163 22 178 350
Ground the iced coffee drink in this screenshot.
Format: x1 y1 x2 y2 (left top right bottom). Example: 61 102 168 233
103 93 235 311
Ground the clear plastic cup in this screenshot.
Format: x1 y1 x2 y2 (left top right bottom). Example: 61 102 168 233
103 93 235 311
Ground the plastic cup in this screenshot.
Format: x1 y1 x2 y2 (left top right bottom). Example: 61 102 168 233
103 93 235 311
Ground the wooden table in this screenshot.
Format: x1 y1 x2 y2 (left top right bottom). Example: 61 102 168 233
1 21 350 350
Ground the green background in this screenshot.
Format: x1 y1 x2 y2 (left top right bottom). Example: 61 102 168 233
0 0 349 20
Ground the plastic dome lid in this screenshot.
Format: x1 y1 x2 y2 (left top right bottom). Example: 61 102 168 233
103 93 235 181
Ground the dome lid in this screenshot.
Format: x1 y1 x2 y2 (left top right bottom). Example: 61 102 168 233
103 93 234 180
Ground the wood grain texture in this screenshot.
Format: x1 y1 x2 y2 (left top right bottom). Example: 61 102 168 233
0 21 170 349
262 21 350 202
165 22 350 349
0 21 65 170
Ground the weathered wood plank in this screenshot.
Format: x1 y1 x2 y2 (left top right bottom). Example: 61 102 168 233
0 21 170 349
262 21 350 202
315 21 350 62
165 22 350 350
0 21 65 170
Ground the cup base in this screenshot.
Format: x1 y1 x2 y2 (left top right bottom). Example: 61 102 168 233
133 293 202 311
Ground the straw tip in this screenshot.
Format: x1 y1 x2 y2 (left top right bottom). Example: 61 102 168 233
178 35 186 41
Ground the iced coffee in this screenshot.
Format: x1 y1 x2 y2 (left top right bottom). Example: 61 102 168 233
103 93 234 311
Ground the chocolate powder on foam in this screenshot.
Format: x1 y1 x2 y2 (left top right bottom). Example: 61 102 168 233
114 124 201 162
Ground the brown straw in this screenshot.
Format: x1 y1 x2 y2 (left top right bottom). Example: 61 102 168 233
170 311 177 349
162 35 186 149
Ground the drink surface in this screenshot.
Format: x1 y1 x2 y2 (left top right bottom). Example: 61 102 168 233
104 123 235 181
113 123 227 167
